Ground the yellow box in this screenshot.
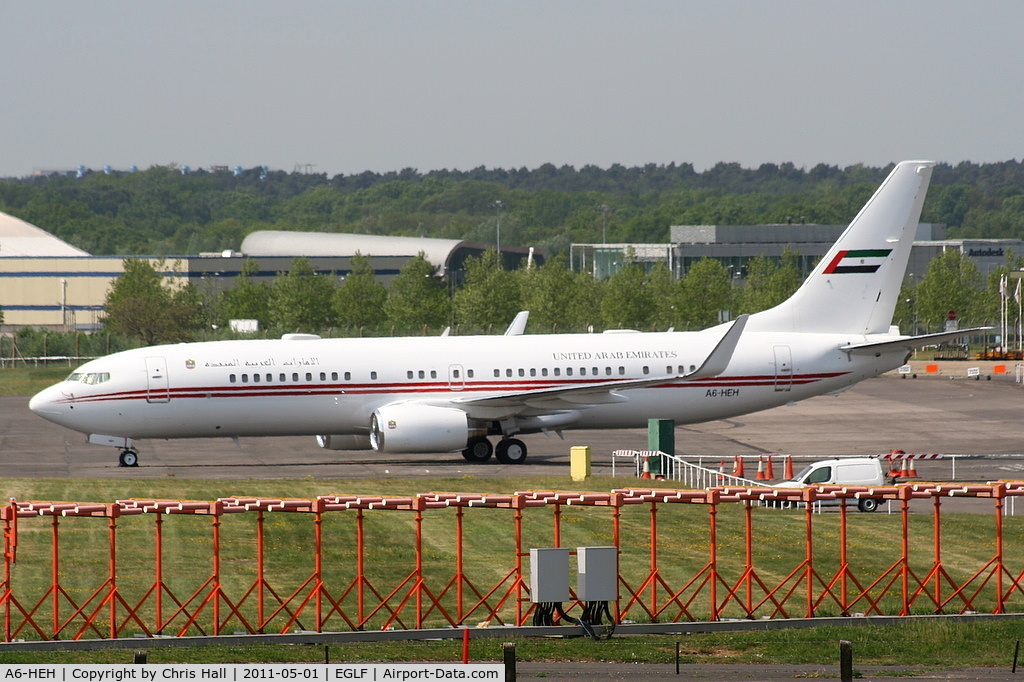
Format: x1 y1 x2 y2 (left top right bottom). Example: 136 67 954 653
570 445 591 482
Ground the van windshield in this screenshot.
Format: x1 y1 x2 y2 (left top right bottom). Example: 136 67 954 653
804 466 832 485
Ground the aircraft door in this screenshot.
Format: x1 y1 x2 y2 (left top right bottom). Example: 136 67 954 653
448 365 465 391
773 346 792 392
146 356 170 403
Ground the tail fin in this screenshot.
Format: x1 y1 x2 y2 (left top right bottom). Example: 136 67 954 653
749 160 935 335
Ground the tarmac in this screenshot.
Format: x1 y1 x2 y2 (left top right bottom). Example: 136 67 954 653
3 359 1023 482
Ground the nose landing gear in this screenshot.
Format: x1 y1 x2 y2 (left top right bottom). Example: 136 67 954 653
118 448 139 467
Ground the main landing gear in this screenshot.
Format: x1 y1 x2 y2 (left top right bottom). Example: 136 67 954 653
461 436 528 464
118 448 139 468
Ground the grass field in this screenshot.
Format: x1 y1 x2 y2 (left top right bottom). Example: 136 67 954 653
3 367 1021 670
2 476 1023 669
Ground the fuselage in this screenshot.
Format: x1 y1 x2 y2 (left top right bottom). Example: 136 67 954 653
28 326 906 444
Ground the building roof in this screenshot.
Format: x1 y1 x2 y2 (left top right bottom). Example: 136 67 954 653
0 210 90 256
240 231 464 270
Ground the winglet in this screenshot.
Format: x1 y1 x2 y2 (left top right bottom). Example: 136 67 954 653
504 311 530 336
684 314 748 380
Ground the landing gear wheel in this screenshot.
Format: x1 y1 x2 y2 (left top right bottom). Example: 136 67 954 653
462 436 493 463
857 498 879 513
118 449 139 468
495 438 528 464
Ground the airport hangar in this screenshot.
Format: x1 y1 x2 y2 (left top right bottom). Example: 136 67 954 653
0 212 541 331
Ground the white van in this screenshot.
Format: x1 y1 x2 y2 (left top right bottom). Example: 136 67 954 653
772 457 891 512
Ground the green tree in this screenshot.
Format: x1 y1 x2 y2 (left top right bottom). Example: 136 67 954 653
737 249 802 314
269 257 338 333
219 258 271 330
103 258 201 345
384 253 449 332
679 258 735 329
519 255 590 332
334 252 387 331
452 250 521 332
601 261 657 330
916 250 986 331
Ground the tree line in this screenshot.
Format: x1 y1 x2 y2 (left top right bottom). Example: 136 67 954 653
4 160 1024 259
3 244 1015 359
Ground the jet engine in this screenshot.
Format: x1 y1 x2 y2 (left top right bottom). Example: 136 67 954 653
315 434 372 450
369 404 469 453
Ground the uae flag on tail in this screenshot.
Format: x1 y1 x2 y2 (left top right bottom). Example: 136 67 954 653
823 249 891 274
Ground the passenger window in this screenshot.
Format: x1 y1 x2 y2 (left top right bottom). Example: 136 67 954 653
430 370 437 378
266 373 272 382
494 369 500 378
541 368 548 376
567 368 573 376
666 366 673 374
332 372 338 381
306 372 313 381
518 368 525 377
292 373 299 382
407 371 414 379
506 369 513 377
605 367 612 376
242 374 249 383
320 372 327 381
554 368 561 376
467 369 474 378
619 366 625 375
370 371 378 380
418 370 425 379
230 374 237 383
591 367 598 375
530 368 537 377
642 366 649 374
253 374 260 383
344 371 351 380
279 373 286 382
453 369 460 378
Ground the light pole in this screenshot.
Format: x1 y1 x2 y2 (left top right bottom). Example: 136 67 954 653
597 204 611 244
493 200 505 256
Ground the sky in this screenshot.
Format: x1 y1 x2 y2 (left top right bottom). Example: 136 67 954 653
2 1 1023 178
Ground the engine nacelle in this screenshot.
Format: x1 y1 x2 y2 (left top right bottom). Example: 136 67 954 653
370 404 469 453
316 434 372 450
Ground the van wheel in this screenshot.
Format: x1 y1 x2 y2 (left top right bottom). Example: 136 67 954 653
858 498 879 513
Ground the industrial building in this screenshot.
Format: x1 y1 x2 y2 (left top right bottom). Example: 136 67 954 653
571 222 1024 283
0 213 542 331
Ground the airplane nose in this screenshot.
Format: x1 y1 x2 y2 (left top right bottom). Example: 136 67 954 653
29 385 63 419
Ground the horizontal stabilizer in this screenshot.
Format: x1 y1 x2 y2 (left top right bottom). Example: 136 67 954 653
840 327 991 355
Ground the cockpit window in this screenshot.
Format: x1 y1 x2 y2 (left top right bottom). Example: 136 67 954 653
66 372 111 385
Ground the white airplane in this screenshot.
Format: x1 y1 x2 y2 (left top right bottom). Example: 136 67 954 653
30 161 981 468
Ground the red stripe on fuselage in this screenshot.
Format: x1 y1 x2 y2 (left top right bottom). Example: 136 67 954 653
55 371 850 405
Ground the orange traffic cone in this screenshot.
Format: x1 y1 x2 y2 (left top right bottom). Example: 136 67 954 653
755 456 767 481
765 456 775 480
717 461 726 483
784 455 794 480
907 456 918 478
640 456 652 479
733 456 745 478
900 457 910 478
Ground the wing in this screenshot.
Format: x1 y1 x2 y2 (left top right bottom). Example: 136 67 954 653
453 314 748 413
